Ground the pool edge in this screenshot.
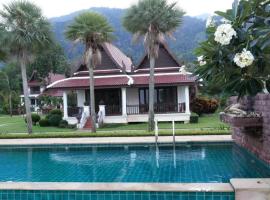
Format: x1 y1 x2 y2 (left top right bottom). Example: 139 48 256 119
0 182 234 192
0 135 233 146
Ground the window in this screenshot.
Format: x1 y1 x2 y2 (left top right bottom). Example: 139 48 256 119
30 86 40 94
139 87 177 105
30 99 36 105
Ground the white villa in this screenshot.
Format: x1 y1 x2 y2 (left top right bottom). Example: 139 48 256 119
47 43 196 128
20 72 65 112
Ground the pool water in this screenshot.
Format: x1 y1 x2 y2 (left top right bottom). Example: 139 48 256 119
0 143 269 183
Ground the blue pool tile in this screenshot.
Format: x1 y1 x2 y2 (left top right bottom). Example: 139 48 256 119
0 142 269 183
0 191 235 200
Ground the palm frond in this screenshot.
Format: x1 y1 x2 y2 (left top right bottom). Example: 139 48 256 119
0 0 52 59
123 0 185 57
65 12 114 66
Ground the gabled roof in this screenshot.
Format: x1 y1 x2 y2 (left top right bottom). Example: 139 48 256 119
28 71 65 87
75 42 133 75
136 43 183 71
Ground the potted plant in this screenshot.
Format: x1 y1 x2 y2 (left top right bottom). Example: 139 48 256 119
195 0 269 128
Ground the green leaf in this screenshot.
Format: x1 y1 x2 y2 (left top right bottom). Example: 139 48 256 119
215 11 233 21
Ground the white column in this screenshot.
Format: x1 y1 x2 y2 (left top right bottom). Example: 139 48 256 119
76 90 85 107
184 86 190 114
63 91 68 119
121 87 127 116
34 99 37 112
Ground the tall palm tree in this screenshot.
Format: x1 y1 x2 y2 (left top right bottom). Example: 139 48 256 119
0 1 52 134
123 0 184 131
65 12 113 133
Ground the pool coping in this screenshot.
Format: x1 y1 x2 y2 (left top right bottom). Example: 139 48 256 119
0 182 234 192
0 135 232 146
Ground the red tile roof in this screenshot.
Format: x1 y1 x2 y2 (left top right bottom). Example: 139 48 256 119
28 72 65 86
39 89 63 97
133 74 196 86
103 43 133 72
47 74 195 89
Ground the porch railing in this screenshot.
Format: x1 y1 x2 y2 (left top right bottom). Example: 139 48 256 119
68 107 82 117
126 103 185 115
105 105 122 116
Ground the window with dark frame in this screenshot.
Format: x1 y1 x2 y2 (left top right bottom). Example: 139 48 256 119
138 87 177 105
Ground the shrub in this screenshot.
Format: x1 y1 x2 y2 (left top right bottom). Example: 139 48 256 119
48 114 62 127
31 114 41 125
67 124 77 129
24 114 41 125
190 112 199 124
39 119 50 127
49 109 63 116
59 120 68 128
191 97 219 116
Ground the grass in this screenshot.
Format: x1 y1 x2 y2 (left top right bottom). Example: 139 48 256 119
0 129 230 139
0 115 74 134
99 113 228 130
0 113 231 138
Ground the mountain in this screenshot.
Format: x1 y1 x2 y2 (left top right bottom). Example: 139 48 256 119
195 13 211 20
50 7 207 64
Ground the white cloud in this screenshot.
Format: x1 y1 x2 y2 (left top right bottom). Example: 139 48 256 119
0 0 233 18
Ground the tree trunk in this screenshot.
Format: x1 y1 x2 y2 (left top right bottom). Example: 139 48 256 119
20 57 33 134
88 61 96 133
148 56 155 132
9 93 12 117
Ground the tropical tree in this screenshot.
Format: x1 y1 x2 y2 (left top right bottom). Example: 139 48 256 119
123 0 185 131
65 12 114 133
0 1 52 134
195 0 270 99
0 71 13 116
28 44 69 81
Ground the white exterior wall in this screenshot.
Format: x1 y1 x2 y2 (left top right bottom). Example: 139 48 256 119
126 88 139 105
177 86 185 104
76 90 85 107
63 91 68 119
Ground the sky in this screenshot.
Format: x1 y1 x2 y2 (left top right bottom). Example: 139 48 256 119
0 0 234 18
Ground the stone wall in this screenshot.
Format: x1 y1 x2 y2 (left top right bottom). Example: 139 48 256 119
229 94 270 164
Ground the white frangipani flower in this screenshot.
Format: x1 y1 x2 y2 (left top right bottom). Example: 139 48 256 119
206 15 215 28
197 56 207 66
214 24 237 45
233 48 254 68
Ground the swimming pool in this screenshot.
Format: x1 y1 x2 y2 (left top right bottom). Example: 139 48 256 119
0 142 269 183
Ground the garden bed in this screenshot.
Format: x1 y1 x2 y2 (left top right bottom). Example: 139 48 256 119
220 113 263 128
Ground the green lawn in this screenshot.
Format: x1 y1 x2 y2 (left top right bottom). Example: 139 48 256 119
99 113 228 130
0 115 74 134
0 113 230 138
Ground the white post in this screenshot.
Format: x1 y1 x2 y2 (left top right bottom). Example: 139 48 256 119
35 99 37 112
184 86 190 114
155 119 158 143
172 120 175 144
121 87 127 116
63 91 68 119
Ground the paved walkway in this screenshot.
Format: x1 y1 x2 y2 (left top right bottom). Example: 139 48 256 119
0 135 232 145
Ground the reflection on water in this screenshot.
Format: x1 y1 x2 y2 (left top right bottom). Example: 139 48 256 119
0 143 269 183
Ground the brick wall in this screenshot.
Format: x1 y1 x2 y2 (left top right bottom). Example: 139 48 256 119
229 94 270 164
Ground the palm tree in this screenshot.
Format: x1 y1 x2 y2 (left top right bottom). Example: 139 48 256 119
123 0 184 131
0 1 52 134
65 12 113 133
